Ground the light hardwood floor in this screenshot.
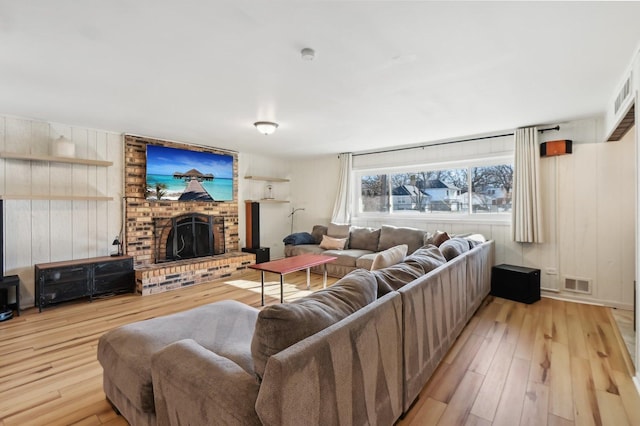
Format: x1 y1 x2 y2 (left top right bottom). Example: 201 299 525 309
1 271 639 426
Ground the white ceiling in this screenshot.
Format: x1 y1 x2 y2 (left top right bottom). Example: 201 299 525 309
1 1 640 158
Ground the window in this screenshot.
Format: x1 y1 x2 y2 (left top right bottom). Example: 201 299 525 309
356 161 512 218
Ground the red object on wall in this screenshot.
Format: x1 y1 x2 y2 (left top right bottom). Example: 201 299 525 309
540 139 572 157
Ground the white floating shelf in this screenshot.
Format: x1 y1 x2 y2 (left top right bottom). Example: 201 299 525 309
245 199 290 204
244 175 290 183
0 151 113 167
0 194 113 201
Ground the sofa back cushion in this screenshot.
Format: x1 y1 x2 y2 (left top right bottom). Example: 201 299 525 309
251 269 377 379
439 237 471 261
373 262 425 296
311 225 328 244
403 245 447 274
349 226 381 251
377 225 427 254
328 222 350 238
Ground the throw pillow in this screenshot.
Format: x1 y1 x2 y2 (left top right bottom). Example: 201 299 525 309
282 232 317 246
465 233 486 249
349 226 381 251
425 230 450 247
370 244 408 271
319 235 347 250
250 269 377 379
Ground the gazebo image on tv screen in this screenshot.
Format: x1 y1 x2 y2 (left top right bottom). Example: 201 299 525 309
145 144 234 202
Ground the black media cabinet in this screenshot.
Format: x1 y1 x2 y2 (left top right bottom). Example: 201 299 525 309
491 264 541 304
35 255 135 312
242 247 270 264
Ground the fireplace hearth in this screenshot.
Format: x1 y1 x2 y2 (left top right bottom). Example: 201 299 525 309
154 214 226 263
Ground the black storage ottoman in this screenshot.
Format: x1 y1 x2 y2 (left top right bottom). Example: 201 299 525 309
491 264 541 304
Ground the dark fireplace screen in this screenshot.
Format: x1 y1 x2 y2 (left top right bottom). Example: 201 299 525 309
154 214 225 263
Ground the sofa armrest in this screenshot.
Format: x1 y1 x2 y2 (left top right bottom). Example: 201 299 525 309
151 339 261 426
255 291 403 426
466 240 495 319
399 254 468 411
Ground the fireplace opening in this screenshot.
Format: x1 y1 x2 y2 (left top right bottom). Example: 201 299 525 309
154 214 226 263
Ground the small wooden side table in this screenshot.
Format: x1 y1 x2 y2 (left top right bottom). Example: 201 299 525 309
0 275 20 316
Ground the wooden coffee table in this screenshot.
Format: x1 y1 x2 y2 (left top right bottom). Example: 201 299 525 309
249 253 337 305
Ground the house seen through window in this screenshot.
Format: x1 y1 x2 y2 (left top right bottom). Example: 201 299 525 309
358 163 513 216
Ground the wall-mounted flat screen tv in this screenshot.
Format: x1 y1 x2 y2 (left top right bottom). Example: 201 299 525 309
145 144 234 202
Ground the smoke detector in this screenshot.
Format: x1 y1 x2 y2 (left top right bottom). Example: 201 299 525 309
301 48 315 61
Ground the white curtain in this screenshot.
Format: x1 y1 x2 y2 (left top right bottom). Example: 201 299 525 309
331 153 352 224
512 127 543 243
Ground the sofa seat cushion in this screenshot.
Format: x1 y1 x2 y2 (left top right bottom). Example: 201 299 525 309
285 244 326 257
322 249 374 267
251 269 377 379
403 245 447 274
355 253 377 270
98 300 258 414
439 237 471 261
373 262 425 296
377 225 427 254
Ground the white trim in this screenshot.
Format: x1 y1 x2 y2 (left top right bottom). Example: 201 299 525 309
542 291 633 311
353 155 514 222
353 152 513 173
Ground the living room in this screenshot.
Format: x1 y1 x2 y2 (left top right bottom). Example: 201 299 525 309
2 2 640 425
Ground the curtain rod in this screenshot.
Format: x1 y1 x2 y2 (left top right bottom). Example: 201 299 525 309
352 125 560 157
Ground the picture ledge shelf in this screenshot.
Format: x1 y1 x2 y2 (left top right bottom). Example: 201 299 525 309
0 194 113 201
0 151 113 167
244 175 290 182
245 199 289 204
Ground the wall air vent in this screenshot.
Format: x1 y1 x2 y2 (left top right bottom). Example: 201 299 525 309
608 104 635 141
563 276 591 294
614 72 632 115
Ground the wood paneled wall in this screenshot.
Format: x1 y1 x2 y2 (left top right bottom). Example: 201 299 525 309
0 115 123 307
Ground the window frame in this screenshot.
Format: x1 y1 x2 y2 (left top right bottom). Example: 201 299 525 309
353 154 514 223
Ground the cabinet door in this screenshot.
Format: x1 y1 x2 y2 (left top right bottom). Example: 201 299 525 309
39 265 91 305
93 259 134 295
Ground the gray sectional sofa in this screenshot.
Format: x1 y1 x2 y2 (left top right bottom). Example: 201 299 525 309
284 223 453 278
98 230 494 426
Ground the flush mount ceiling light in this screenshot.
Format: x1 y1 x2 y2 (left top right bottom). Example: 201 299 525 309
254 121 279 135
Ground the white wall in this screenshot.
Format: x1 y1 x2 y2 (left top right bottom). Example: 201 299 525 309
238 152 293 259
288 118 636 309
289 154 341 232
0 115 123 307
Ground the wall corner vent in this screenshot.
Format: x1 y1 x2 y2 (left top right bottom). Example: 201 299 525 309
614 72 632 115
563 276 592 294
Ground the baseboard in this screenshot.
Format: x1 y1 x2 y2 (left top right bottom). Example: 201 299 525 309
541 290 633 311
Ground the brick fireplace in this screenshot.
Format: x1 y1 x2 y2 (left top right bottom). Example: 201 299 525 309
124 135 253 295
